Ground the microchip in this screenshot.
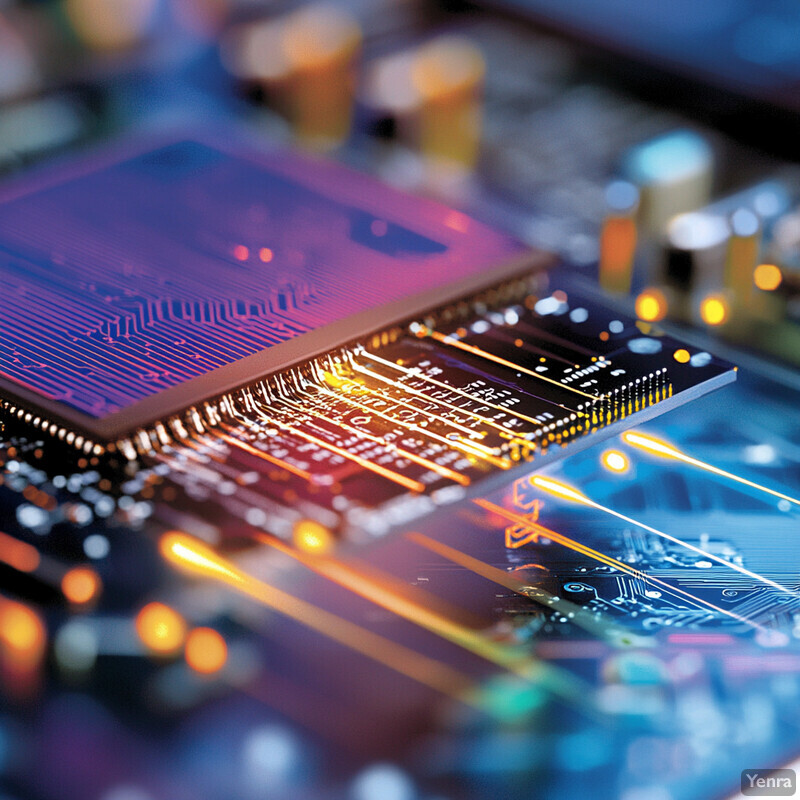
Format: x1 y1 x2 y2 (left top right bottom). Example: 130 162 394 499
0 136 536 443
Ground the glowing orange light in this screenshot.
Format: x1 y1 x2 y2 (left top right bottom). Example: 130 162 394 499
185 627 227 674
635 288 667 322
622 431 680 459
293 519 333 554
61 566 101 605
233 245 249 261
754 263 782 291
599 216 637 294
135 602 186 655
0 601 45 658
673 348 691 364
259 247 274 263
699 295 729 326
601 450 629 473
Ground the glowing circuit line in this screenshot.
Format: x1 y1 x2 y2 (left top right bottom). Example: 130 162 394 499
530 475 800 598
159 532 479 704
252 407 426 492
623 431 800 508
332 373 489 441
361 349 580 425
424 327 601 404
218 426 313 481
312 380 512 469
473 499 768 631
348 357 540 440
270 393 471 486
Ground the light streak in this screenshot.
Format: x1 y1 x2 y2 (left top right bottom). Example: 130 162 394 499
530 475 799 597
349 356 540 439
473 499 767 632
218 426 313 481
622 430 800 509
159 532 480 705
312 380 511 469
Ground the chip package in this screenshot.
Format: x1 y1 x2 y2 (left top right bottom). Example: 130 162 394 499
0 135 735 535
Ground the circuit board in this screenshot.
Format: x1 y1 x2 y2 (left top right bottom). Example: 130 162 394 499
2 2 800 800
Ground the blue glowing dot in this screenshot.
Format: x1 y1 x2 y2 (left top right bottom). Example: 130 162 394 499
628 338 662 354
352 764 415 800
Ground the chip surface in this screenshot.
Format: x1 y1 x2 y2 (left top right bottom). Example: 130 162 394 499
0 137 532 439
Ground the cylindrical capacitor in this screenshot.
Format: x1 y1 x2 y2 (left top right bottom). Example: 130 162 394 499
622 129 713 234
282 4 362 149
724 207 762 309
220 4 361 150
409 36 485 171
599 180 639 294
663 209 730 319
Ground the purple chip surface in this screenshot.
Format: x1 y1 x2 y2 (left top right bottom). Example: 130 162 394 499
0 135 531 437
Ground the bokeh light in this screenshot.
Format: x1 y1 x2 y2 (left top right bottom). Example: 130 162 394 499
61 567 101 606
135 602 187 655
185 627 227 675
602 450 630 473
699 294 729 326
635 288 668 322
754 263 782 291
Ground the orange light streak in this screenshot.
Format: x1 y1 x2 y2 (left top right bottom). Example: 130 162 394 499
254 408 426 492
362 349 574 426
313 381 511 469
623 430 800 509
273 393 470 486
219 426 312 481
